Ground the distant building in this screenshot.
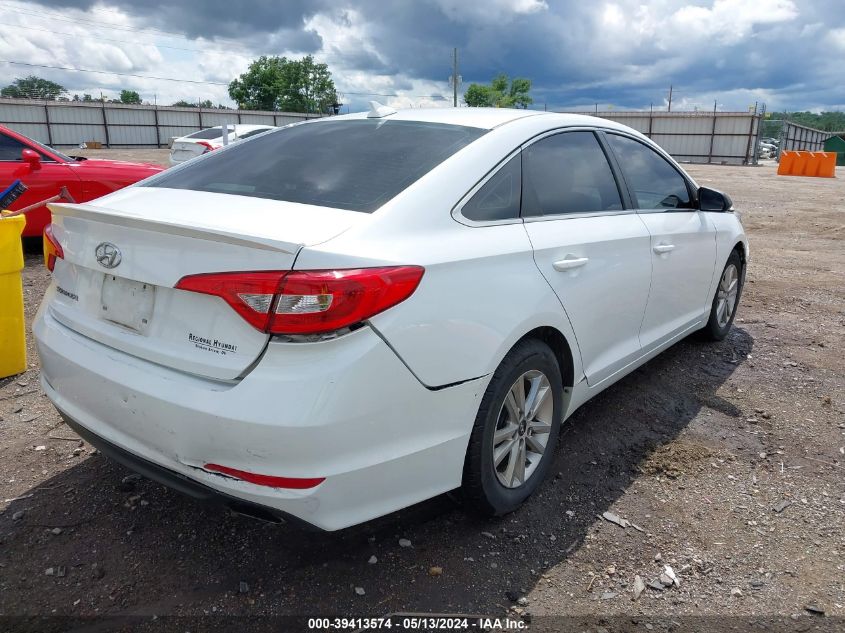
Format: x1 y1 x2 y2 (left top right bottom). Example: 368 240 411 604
823 134 845 166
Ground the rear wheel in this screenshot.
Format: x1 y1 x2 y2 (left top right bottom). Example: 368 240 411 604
462 339 562 516
701 249 743 341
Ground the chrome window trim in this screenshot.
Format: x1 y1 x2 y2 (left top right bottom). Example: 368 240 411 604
522 208 633 223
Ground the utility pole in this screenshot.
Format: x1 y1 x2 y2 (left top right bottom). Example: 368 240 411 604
452 48 459 107
667 84 673 112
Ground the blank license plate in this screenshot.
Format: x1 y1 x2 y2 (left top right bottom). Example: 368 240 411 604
101 275 155 332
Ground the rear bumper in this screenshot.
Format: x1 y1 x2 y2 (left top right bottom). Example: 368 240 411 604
34 307 483 530
60 411 311 527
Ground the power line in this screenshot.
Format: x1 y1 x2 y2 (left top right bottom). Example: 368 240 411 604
3 6 307 59
0 3 366 62
8 23 226 55
0 60 447 99
0 5 421 85
5 23 363 69
1 60 230 86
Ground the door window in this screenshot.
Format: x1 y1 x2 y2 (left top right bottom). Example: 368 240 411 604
0 133 27 161
606 134 692 210
461 153 521 222
521 131 623 217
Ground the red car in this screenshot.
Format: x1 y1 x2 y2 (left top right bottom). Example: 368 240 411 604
0 125 163 237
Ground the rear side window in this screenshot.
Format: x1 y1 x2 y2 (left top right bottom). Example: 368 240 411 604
149 120 485 212
605 134 692 209
521 131 623 217
461 154 521 222
186 126 234 140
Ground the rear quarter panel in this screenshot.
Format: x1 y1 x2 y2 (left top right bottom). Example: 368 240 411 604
294 119 587 388
70 161 163 201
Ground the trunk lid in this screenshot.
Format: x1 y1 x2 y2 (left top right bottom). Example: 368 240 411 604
45 187 362 380
170 141 210 163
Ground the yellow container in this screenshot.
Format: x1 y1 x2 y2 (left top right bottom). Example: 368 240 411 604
0 214 27 378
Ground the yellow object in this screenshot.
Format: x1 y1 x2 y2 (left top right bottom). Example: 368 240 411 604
0 214 27 378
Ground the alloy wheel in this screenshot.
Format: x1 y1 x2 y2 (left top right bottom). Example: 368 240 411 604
716 263 739 328
492 370 554 488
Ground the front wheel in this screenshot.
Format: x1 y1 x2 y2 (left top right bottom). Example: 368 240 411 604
462 339 562 516
701 249 744 341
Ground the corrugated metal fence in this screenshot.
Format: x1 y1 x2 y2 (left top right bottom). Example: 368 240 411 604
0 98 322 147
1 99 768 164
778 121 829 153
563 110 762 165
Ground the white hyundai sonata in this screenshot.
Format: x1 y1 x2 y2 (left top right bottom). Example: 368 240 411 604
34 106 747 530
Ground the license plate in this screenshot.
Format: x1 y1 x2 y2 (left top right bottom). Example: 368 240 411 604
101 275 155 332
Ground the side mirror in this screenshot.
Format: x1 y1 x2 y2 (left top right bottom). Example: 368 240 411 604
698 186 732 212
22 148 41 169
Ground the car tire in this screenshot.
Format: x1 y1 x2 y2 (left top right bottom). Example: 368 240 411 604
462 339 562 516
701 249 744 341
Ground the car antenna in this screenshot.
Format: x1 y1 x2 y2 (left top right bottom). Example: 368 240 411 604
367 101 397 119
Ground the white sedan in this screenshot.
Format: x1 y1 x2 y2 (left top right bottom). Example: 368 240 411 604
168 124 274 165
35 106 747 530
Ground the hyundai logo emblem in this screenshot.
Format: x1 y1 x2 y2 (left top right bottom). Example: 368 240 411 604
95 242 122 269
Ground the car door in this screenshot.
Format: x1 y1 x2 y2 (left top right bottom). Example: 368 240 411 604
521 130 652 387
604 132 717 352
0 131 81 236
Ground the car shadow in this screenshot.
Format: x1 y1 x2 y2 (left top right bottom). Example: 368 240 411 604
0 328 752 621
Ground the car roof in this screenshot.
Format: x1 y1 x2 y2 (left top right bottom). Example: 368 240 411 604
324 107 633 132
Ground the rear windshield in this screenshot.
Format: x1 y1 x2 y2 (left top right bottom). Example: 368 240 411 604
147 119 486 212
186 126 234 140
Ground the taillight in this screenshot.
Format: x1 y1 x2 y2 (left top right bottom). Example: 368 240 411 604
196 140 218 153
175 266 424 335
43 223 63 272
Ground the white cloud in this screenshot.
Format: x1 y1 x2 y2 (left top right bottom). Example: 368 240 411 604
827 27 845 50
0 0 841 114
668 0 798 44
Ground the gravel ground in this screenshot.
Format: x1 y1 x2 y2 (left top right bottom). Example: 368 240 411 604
0 153 843 631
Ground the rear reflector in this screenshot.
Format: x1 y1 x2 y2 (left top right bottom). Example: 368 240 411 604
203 463 324 489
43 223 63 272
176 266 424 335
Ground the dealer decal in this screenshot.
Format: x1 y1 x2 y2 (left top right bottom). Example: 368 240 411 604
188 332 238 355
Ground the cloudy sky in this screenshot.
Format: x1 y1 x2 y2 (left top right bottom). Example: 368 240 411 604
0 0 843 113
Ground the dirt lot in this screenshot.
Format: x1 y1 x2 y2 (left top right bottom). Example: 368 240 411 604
1 153 843 631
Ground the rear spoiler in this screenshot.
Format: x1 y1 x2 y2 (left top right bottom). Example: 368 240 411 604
48 202 301 254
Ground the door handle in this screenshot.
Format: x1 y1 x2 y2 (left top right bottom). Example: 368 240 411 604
553 256 589 271
653 243 675 254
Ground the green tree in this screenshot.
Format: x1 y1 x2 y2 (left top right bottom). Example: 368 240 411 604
119 89 141 104
464 83 493 107
464 73 533 109
228 55 338 113
170 99 218 108
508 77 533 109
1 75 65 100
770 111 845 131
